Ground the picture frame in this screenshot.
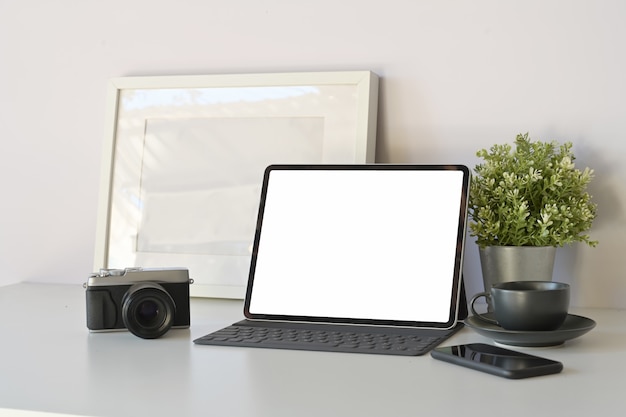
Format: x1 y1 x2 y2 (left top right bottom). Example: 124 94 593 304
94 71 379 298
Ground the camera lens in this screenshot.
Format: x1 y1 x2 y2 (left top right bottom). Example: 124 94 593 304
136 300 160 326
122 283 176 339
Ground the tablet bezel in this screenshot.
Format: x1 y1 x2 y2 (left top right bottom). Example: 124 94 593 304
243 164 470 329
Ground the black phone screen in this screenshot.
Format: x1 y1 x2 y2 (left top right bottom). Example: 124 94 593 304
431 343 563 379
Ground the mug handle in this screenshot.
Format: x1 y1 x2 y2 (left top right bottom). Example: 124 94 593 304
470 292 499 325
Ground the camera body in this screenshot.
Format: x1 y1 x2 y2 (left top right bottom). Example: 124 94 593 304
85 267 192 339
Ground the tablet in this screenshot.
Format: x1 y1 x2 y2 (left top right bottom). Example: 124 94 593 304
244 164 470 329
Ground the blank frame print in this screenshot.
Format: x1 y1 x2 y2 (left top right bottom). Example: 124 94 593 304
94 72 379 298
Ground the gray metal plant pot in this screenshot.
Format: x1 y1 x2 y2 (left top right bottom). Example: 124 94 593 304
479 245 557 310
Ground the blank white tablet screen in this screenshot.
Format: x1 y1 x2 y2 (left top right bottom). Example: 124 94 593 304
248 167 466 324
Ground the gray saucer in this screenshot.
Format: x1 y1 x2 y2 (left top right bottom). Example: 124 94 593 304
464 313 596 347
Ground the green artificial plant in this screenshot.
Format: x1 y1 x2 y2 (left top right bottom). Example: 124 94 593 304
469 133 598 248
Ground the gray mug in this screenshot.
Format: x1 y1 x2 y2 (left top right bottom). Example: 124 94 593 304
470 281 570 331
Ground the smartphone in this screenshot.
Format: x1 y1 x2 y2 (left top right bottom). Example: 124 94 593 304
431 343 563 379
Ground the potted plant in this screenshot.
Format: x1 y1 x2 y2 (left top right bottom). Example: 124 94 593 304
469 133 598 293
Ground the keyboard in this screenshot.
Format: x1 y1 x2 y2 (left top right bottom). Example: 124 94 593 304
193 320 463 356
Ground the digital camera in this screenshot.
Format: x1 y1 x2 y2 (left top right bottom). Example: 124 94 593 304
85 267 192 339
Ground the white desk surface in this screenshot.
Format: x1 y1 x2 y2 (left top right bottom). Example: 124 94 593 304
1 283 625 417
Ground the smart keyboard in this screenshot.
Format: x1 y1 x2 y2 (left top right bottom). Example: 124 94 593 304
193 320 464 356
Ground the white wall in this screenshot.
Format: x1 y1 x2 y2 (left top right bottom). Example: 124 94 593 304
1 0 624 308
